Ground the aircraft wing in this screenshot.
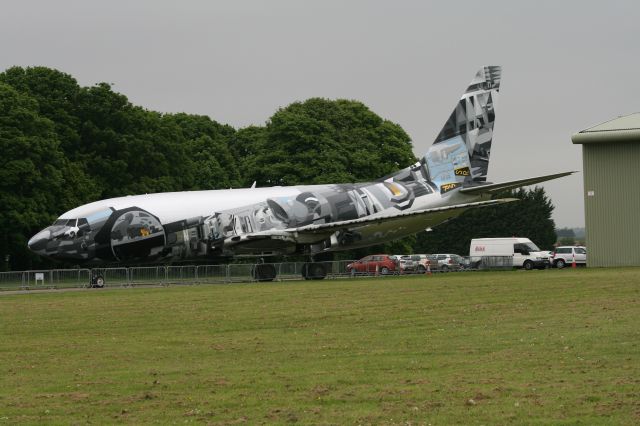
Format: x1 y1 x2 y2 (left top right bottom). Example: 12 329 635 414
459 171 577 195
290 198 517 235
223 198 517 250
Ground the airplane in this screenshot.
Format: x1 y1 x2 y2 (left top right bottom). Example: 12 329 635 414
28 66 573 281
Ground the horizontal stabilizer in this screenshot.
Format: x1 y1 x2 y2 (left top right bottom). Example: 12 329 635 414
458 171 577 195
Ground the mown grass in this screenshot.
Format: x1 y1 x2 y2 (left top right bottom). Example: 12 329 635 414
1 268 639 424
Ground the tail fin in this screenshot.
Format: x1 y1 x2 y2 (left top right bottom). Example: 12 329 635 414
424 66 501 188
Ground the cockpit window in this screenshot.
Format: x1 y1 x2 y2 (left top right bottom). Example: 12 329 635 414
85 208 113 224
53 219 67 226
66 219 77 227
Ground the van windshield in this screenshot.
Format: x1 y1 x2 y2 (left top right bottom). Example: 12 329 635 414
526 242 540 251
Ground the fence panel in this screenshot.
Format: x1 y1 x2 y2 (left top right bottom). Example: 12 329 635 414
128 266 165 286
1 255 523 292
98 267 130 287
51 269 91 289
23 270 52 288
227 263 257 283
166 265 198 285
327 260 354 279
0 271 26 290
196 265 228 284
277 262 303 281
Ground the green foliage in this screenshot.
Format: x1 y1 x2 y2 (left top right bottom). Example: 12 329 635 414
555 227 576 238
558 236 576 246
239 98 416 186
167 113 240 190
414 187 557 255
0 81 97 270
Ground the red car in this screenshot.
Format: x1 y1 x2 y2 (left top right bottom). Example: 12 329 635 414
346 255 398 275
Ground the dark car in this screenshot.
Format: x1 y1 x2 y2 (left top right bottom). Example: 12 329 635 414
346 255 398 275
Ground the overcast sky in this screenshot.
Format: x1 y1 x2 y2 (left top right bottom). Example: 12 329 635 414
2 0 639 227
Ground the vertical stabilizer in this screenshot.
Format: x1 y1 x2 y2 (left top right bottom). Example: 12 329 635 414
424 66 501 189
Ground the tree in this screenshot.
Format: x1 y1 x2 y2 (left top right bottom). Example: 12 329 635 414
0 66 81 153
555 227 575 238
239 98 416 186
167 113 240 190
558 236 576 246
0 82 97 270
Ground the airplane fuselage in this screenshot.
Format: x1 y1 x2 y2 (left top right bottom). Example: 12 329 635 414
28 177 483 264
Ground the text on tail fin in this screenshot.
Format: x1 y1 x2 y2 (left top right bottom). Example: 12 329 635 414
424 66 501 188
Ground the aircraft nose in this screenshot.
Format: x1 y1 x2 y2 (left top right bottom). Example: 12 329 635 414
28 228 51 253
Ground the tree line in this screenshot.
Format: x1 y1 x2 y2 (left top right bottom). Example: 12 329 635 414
0 66 556 270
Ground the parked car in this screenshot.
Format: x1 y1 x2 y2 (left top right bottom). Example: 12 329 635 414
431 254 465 271
550 246 587 268
393 255 416 272
346 254 398 275
409 254 432 273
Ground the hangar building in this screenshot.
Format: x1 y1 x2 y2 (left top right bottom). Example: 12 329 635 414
572 113 640 267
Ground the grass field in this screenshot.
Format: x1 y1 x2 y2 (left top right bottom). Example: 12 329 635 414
1 268 639 424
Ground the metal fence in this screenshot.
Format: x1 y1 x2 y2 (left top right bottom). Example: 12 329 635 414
0 256 515 291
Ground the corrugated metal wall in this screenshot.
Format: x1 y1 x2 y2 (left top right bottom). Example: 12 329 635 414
583 142 640 266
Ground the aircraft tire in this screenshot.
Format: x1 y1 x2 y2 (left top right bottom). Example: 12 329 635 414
92 275 105 288
252 264 276 282
303 263 327 280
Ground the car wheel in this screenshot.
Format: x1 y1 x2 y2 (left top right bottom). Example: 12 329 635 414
380 267 390 275
556 259 565 269
523 260 533 270
441 264 449 272
417 265 426 273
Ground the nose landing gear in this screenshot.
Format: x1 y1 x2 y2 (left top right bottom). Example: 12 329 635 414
90 270 105 288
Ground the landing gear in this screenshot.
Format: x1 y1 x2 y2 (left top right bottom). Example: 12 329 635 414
251 263 277 282
302 262 327 280
90 271 105 288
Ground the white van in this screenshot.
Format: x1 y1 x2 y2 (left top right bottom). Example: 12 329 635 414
470 238 551 270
